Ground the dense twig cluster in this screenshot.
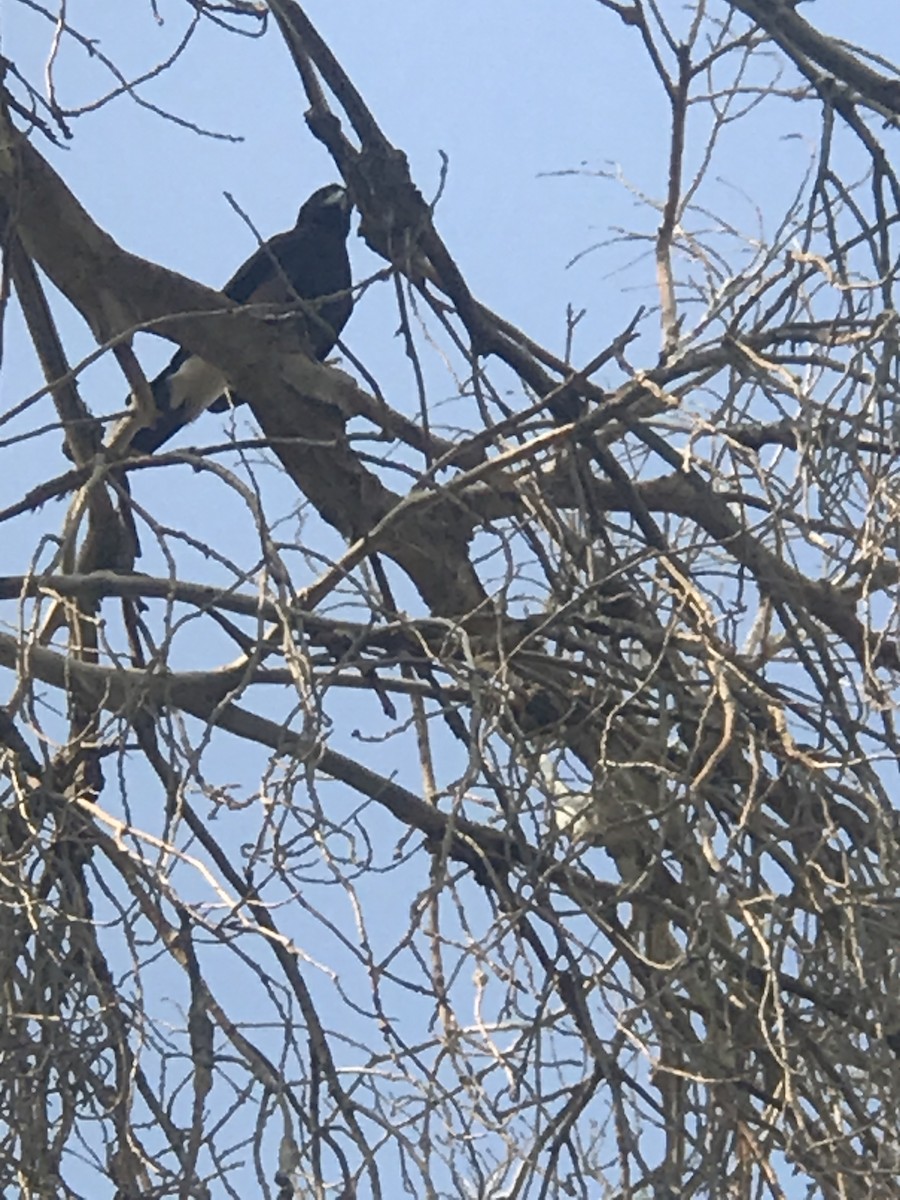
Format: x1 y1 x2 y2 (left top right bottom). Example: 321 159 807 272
1 1 900 1197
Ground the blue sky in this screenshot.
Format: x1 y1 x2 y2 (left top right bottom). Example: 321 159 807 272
4 0 881 441
1 2 895 1195
4 0 884 433
1 0 851 569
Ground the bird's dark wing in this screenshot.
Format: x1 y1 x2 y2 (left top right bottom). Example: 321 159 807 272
127 183 353 454
207 192 353 412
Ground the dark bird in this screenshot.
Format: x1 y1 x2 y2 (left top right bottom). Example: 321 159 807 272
127 183 353 453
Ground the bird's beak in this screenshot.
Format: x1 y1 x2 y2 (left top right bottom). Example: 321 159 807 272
325 186 350 211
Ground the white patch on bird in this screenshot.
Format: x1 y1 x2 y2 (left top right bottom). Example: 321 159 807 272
318 185 348 209
166 355 228 422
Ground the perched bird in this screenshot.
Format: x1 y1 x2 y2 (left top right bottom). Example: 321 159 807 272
127 183 353 453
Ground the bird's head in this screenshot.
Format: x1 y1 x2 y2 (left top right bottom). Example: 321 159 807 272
296 184 352 236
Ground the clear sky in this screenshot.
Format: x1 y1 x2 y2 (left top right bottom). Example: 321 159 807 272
3 0 887 447
1 2 895 1195
2 0 874 560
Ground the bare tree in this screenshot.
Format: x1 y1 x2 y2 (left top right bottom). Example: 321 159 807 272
2 1 899 1196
